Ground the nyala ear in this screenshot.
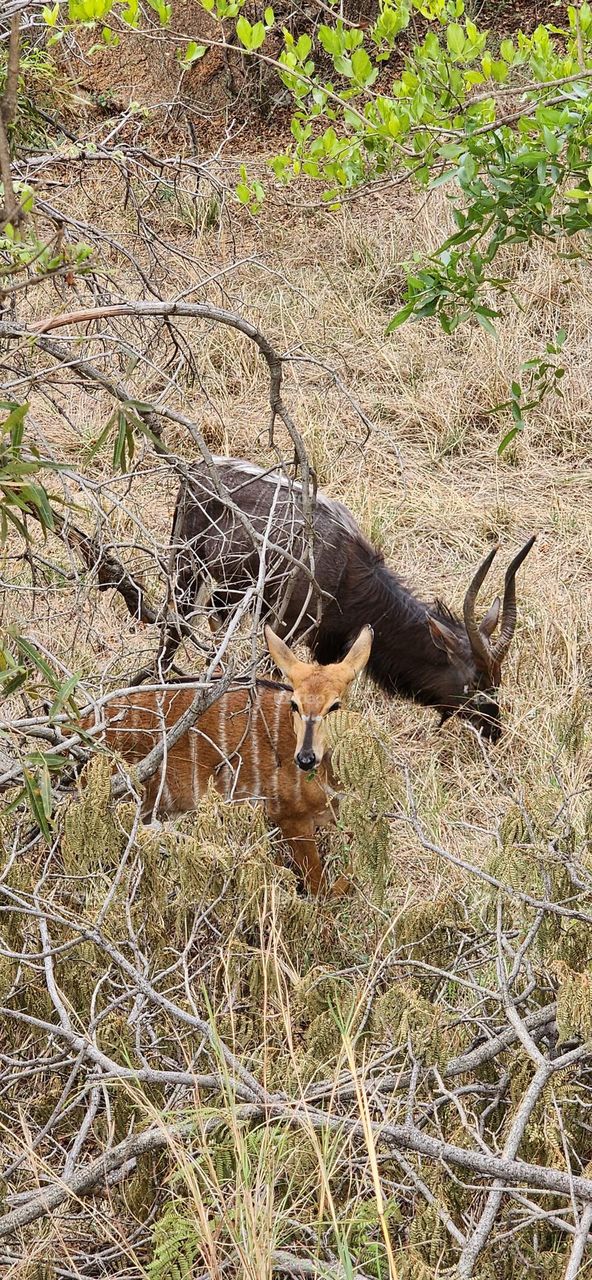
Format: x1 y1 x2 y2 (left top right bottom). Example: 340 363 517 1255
480 596 501 638
427 615 465 662
341 625 373 679
264 625 302 682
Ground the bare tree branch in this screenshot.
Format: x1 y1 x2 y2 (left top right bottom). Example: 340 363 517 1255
564 1203 592 1280
0 15 22 231
1 14 19 127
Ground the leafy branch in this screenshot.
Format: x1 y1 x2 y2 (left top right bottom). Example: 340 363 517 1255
492 328 567 453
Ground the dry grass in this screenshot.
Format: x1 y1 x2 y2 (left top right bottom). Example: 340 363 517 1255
3 144 592 1276
8 163 592 879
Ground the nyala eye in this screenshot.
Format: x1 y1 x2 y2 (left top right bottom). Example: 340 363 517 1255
328 702 341 713
290 700 299 714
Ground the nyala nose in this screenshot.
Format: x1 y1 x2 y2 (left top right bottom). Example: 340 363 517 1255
296 750 316 771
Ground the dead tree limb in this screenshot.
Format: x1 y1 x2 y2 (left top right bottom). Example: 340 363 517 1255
0 14 22 231
1 14 19 125
25 300 317 574
1 313 328 674
26 300 312 478
0 318 325 600
564 1203 592 1280
3 1090 592 1244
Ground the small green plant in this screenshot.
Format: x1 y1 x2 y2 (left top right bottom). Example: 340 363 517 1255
0 42 66 137
236 164 265 213
0 402 82 834
147 1206 201 1280
492 328 567 453
0 401 58 538
85 401 161 472
177 39 207 68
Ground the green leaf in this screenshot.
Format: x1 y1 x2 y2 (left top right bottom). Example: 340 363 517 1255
120 0 139 25
25 483 55 532
386 301 415 331
146 0 171 23
0 668 27 696
1 401 28 442
14 637 61 688
447 23 465 56
490 59 508 82
112 409 133 471
296 32 312 58
236 15 253 47
249 21 266 49
333 52 353 76
38 760 53 821
509 150 547 169
542 126 560 157
22 767 52 840
179 40 206 65
498 425 521 454
475 309 497 337
48 673 81 719
318 24 343 56
351 47 375 85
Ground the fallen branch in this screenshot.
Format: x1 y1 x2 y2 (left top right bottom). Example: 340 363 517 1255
306 1002 558 1104
3 1092 592 1244
271 1249 373 1278
564 1203 592 1280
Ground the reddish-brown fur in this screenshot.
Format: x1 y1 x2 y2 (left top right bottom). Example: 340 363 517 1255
86 626 372 896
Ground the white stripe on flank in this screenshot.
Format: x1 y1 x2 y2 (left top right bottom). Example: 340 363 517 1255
161 778 173 814
272 694 283 803
189 723 198 807
217 698 229 798
152 696 171 818
251 701 261 801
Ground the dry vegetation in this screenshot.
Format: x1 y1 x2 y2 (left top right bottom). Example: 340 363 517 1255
2 47 592 1278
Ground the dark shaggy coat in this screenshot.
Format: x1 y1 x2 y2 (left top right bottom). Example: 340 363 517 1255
169 457 485 718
